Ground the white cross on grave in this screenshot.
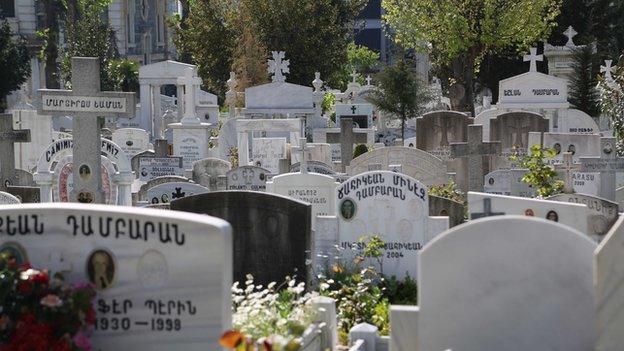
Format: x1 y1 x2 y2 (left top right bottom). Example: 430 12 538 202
178 68 203 124
0 114 31 191
523 47 543 73
601 60 615 83
366 75 372 86
350 70 359 84
267 51 290 83
564 26 578 46
554 152 581 194
450 124 501 192
38 57 135 204
293 138 314 174
580 137 624 200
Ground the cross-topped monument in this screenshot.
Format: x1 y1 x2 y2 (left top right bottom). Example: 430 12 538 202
38 57 135 204
524 47 543 73
564 26 578 47
450 124 501 192
580 137 624 200
292 138 314 174
554 152 581 194
601 60 615 83
268 51 290 83
327 118 368 172
0 114 31 191
178 68 203 124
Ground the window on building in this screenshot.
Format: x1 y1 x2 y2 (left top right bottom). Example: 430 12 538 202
126 0 136 47
0 0 15 18
156 0 165 46
140 0 148 21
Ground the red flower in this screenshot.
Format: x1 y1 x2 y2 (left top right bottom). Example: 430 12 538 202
17 281 31 295
32 271 49 285
85 308 96 325
19 262 32 270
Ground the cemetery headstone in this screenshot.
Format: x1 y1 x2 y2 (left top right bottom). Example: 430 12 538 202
335 171 449 278
146 182 209 205
0 203 232 350
226 166 270 191
191 158 231 191
0 113 31 191
38 57 135 204
450 124 501 192
490 111 549 167
483 169 535 197
170 191 312 287
133 139 185 182
347 147 449 187
326 118 368 172
335 103 374 129
290 161 336 176
418 216 596 351
0 191 21 204
251 138 286 174
137 176 192 203
416 111 473 160
547 193 618 238
112 128 151 158
580 137 624 200
5 185 40 203
468 192 589 234
428 195 464 228
595 216 624 351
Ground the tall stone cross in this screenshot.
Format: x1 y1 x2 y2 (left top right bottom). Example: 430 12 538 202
601 60 615 83
327 118 368 172
38 57 135 204
580 137 624 201
293 138 314 174
178 68 202 124
267 51 290 83
564 26 578 46
0 114 31 191
450 124 501 192
554 152 581 194
523 47 543 73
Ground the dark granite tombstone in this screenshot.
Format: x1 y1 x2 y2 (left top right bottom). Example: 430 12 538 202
6 185 40 203
170 191 312 286
416 111 473 160
490 111 549 152
429 195 465 228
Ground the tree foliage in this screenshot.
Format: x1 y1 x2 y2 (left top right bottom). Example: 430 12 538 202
334 42 381 89
0 20 31 110
569 44 600 117
511 144 563 197
365 60 432 141
382 0 561 113
61 0 119 90
107 58 140 94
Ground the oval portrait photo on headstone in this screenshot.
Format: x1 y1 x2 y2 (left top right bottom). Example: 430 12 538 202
78 164 92 181
0 242 28 266
87 249 116 290
340 198 357 220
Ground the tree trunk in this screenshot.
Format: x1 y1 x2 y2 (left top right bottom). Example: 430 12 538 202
42 0 60 89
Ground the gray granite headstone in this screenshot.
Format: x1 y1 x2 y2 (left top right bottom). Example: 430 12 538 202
170 191 312 286
6 185 40 203
0 113 31 191
450 125 501 192
326 118 368 171
226 166 269 191
490 111 549 163
428 195 465 228
580 137 624 201
131 139 184 181
191 158 231 191
484 169 535 197
416 111 473 160
38 57 135 204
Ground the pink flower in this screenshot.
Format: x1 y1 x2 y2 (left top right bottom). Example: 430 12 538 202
73 281 93 290
73 332 92 351
40 294 63 308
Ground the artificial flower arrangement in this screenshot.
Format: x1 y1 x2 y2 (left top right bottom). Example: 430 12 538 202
0 254 97 351
219 275 316 351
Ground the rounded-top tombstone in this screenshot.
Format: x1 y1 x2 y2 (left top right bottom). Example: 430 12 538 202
418 216 596 351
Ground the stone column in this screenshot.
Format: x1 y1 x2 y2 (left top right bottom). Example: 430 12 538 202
176 84 185 121
33 172 54 203
113 171 134 206
238 132 249 166
225 72 237 119
152 84 163 139
139 82 152 136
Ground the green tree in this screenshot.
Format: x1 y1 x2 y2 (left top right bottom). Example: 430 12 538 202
569 44 601 117
511 144 563 197
598 54 624 154
172 0 237 100
0 20 31 111
108 59 140 93
383 0 561 114
61 0 119 90
39 0 62 89
335 42 381 88
365 60 433 141
237 0 366 87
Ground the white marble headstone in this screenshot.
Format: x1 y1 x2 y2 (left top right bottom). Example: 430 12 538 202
251 138 287 174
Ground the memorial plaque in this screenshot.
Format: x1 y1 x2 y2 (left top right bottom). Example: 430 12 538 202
0 203 232 351
171 191 312 286
139 157 185 181
226 166 269 191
